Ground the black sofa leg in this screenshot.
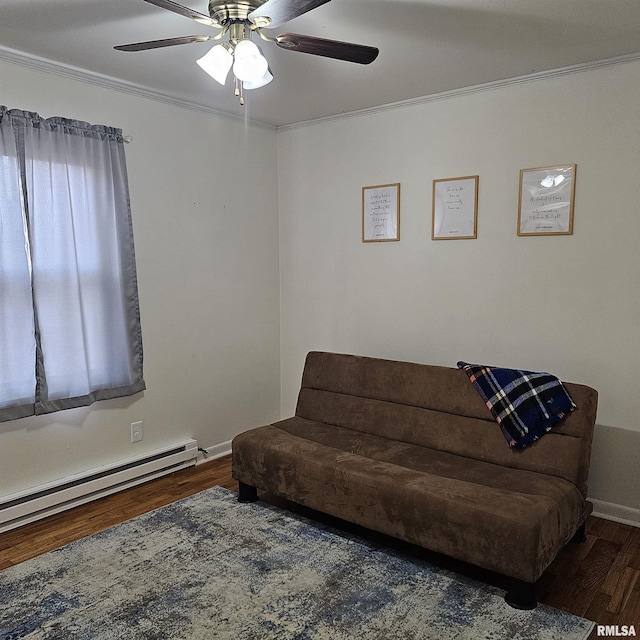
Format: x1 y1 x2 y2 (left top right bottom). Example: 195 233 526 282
237 482 258 503
505 579 537 610
572 522 587 543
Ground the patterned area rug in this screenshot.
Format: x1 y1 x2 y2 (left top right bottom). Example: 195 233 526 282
0 486 594 640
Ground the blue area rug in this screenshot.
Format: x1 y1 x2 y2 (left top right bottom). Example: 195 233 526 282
0 486 594 639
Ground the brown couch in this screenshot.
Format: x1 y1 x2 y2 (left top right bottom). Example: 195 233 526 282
231 351 598 609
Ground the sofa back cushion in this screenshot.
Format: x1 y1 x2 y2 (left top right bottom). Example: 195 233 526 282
295 352 598 497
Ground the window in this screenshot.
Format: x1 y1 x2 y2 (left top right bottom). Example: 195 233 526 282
0 107 145 422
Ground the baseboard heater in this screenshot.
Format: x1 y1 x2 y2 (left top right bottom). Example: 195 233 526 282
0 439 198 534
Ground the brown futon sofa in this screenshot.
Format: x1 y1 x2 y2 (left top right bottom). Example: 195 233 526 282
231 351 598 609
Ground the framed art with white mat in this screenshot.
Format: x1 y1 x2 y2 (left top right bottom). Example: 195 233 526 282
518 164 576 236
432 175 478 240
362 183 400 242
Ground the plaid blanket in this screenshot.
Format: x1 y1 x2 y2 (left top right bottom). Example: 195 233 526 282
457 361 576 449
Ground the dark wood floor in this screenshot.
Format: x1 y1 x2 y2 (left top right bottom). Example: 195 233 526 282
1 455 638 638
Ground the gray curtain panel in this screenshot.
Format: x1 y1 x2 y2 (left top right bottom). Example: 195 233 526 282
0 106 145 422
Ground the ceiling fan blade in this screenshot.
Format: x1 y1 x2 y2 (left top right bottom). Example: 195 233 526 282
275 33 379 64
140 0 215 26
115 35 212 51
249 0 331 29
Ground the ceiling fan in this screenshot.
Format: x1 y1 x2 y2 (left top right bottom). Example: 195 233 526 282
115 0 379 104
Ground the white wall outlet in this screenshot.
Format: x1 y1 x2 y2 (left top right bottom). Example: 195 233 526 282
130 421 143 443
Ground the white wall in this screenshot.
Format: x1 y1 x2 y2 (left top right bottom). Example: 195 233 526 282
278 60 640 519
0 59 281 496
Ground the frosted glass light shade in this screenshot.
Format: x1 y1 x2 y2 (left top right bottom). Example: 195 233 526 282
243 69 273 90
233 40 268 83
196 44 233 85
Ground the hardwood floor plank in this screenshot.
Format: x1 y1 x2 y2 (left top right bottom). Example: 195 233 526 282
628 527 640 571
626 582 640 627
577 538 621 592
546 532 598 579
543 577 599 618
585 591 618 628
606 567 640 614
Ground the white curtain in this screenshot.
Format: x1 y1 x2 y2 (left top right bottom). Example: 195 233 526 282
0 107 144 422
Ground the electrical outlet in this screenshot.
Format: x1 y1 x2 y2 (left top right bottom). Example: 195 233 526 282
130 421 143 443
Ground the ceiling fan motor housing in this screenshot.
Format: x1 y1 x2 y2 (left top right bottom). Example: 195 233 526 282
207 0 269 27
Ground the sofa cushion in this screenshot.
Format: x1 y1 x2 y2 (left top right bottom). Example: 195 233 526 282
295 352 598 497
232 418 587 583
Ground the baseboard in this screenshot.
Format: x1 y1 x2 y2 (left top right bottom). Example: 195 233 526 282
590 498 640 528
0 440 198 533
197 440 232 464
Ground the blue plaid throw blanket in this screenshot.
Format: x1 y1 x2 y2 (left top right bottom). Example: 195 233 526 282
457 361 576 449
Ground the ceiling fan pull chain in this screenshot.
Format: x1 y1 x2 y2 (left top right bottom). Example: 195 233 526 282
234 77 245 106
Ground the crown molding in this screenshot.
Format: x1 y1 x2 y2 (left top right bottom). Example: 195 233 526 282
2 44 638 133
277 52 640 132
0 45 275 131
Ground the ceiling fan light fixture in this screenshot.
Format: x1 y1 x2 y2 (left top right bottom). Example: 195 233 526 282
196 43 233 85
232 39 269 83
116 0 380 107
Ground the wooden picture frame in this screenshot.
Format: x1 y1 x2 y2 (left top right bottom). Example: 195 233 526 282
518 164 576 236
432 175 478 240
362 183 400 242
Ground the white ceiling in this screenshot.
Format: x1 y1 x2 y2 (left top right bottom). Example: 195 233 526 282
1 0 640 127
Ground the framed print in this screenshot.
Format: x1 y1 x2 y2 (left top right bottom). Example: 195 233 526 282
432 175 478 240
362 183 400 242
518 164 576 236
